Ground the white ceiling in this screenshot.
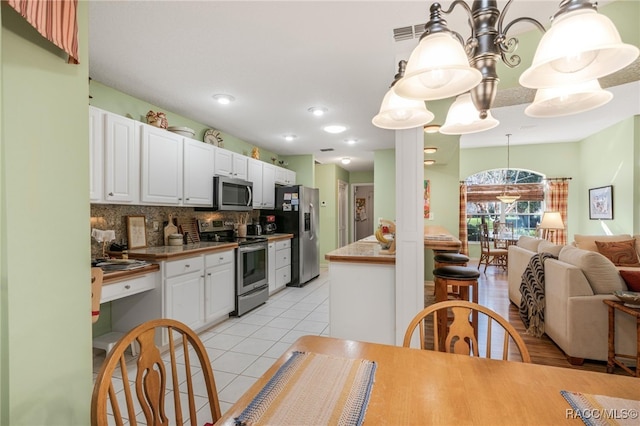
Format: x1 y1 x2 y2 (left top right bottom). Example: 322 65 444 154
88 0 638 172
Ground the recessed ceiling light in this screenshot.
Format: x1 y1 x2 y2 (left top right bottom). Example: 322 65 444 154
341 157 351 165
323 125 347 134
424 159 436 166
308 107 328 117
423 124 441 134
424 147 437 154
283 134 297 142
345 138 358 145
212 94 235 105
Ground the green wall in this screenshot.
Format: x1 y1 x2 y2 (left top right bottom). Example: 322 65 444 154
1 2 91 424
316 163 349 265
90 80 282 164
373 149 395 223
281 154 315 188
350 170 374 184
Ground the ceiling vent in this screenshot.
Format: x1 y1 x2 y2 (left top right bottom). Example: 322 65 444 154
393 24 425 42
320 148 334 152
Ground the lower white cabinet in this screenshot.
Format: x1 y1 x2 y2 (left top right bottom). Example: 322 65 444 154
165 256 205 330
204 250 235 322
269 239 291 294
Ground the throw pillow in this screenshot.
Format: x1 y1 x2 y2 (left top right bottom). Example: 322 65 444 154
573 234 632 253
558 245 626 294
594 239 640 267
517 236 543 252
619 270 640 292
537 240 563 257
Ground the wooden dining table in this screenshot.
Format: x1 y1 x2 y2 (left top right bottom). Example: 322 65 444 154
215 335 640 425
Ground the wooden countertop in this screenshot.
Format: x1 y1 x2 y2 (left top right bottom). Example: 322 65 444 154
325 241 395 265
263 233 293 242
102 263 160 284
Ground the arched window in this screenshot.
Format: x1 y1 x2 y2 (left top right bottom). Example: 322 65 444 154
465 169 545 242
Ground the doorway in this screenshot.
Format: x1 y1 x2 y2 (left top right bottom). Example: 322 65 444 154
352 183 374 242
338 180 348 247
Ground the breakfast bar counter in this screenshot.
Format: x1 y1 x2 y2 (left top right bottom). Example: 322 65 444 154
324 241 396 264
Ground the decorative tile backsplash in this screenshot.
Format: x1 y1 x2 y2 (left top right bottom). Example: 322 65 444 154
90 204 260 259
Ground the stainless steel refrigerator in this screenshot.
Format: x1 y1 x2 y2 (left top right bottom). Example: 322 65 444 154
271 185 320 287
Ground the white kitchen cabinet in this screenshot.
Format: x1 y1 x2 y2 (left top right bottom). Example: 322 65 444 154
164 257 205 330
275 166 296 186
140 124 183 205
89 106 104 202
204 250 235 322
248 159 276 209
183 138 214 206
214 147 248 180
273 239 291 292
104 111 139 203
268 242 277 294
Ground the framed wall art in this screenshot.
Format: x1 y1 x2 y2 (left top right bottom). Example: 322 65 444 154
589 185 613 220
126 215 147 248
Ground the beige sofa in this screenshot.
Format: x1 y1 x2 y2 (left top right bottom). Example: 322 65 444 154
507 234 638 364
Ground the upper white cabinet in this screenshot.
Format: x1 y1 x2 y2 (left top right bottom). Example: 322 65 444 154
247 159 276 209
183 138 214 206
89 106 104 202
214 147 248 180
140 123 183 205
275 166 296 186
104 111 139 203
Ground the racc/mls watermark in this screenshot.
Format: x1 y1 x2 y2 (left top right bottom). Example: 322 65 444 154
566 408 639 421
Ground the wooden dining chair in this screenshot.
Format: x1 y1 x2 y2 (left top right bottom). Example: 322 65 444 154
478 222 508 272
91 318 222 426
91 267 104 324
403 300 531 363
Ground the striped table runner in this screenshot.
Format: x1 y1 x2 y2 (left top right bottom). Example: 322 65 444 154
235 351 376 425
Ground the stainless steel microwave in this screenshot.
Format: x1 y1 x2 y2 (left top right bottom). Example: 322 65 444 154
212 176 253 211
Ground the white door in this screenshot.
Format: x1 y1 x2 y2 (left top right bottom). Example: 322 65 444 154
183 138 214 206
338 180 348 247
353 184 374 241
140 124 183 205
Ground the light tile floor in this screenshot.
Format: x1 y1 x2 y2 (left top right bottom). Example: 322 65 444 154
93 267 330 418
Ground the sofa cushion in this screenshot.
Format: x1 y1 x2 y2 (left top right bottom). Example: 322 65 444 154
558 245 626 294
517 236 543 252
619 270 640 292
537 240 563 257
573 234 632 253
594 239 640 267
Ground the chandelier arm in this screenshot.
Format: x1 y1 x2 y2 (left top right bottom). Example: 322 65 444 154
496 16 546 68
440 0 478 57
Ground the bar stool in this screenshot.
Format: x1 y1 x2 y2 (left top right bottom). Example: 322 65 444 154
433 253 470 296
433 266 481 349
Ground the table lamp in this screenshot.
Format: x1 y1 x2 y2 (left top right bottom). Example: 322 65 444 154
539 212 564 242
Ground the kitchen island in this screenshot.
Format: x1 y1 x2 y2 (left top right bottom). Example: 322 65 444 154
326 226 460 345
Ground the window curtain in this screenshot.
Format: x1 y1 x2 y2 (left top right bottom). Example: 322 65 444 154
8 0 79 64
546 180 569 245
459 183 468 255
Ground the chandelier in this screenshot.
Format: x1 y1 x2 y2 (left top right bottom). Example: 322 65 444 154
373 0 639 133
496 133 520 203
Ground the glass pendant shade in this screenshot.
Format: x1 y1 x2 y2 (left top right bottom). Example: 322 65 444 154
440 93 499 135
525 79 613 118
520 8 639 89
372 87 435 130
393 33 482 101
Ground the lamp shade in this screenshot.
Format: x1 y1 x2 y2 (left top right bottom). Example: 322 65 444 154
520 8 639 89
539 211 565 230
525 80 613 118
440 93 499 135
394 33 482 101
372 87 435 130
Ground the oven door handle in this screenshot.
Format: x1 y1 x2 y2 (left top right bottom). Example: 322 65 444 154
238 243 267 253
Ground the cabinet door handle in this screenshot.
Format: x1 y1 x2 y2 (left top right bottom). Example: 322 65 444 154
208 273 212 276
108 192 114 196
185 264 190 268
219 257 224 261
124 285 131 290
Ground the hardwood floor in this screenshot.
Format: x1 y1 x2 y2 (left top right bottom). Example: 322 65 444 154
427 263 633 376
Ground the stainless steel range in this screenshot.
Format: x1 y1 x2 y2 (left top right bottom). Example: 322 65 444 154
198 220 268 316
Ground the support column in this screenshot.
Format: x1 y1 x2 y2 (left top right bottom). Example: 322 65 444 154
394 127 424 344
